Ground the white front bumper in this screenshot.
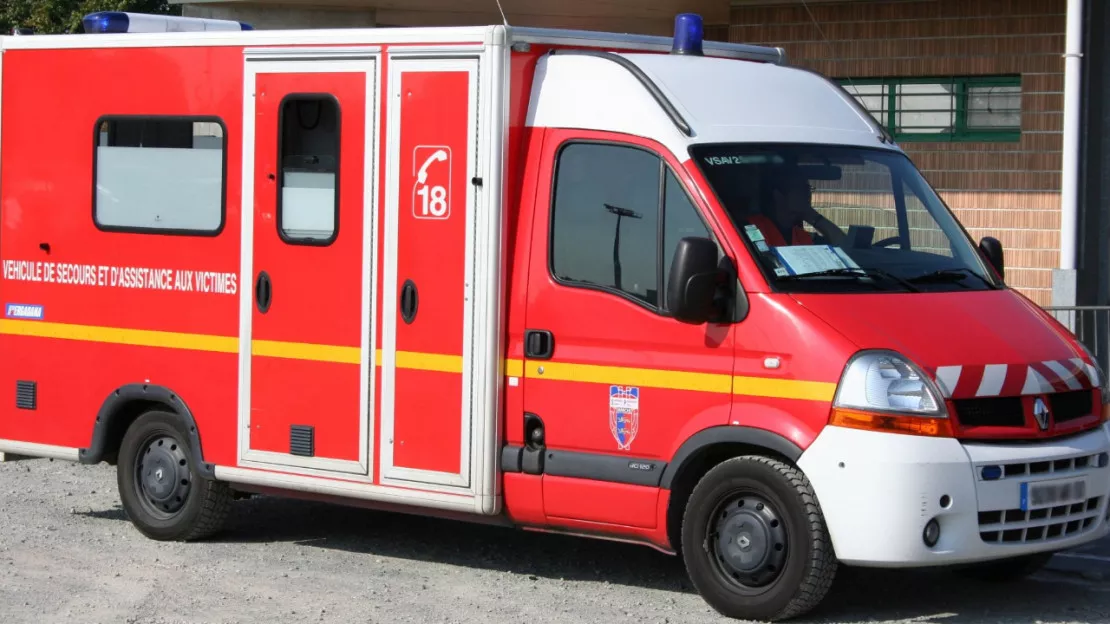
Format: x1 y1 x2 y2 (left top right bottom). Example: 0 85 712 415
797 423 1110 567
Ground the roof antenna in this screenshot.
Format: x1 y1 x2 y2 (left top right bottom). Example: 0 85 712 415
800 0 889 142
493 0 509 27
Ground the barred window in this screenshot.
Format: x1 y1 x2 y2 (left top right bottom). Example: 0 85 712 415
839 76 1021 143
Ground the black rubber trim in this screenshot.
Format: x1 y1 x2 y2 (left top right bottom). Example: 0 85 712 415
658 426 803 490
547 449 666 487
80 383 215 479
548 49 694 137
501 444 665 487
501 444 523 473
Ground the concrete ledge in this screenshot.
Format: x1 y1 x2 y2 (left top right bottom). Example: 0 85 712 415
0 452 6 462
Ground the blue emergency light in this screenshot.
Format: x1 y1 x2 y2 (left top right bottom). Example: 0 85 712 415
671 13 703 56
81 11 253 34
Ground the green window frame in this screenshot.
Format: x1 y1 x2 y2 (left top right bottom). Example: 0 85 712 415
837 75 1022 143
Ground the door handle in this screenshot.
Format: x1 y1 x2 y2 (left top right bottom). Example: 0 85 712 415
400 279 418 324
524 329 554 359
255 271 272 314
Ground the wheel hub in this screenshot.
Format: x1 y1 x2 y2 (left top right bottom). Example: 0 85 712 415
137 435 191 516
711 495 787 588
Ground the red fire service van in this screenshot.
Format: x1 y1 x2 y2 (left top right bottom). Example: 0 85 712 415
1 10 1109 621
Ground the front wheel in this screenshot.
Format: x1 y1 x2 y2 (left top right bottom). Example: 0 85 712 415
117 410 232 541
681 455 837 622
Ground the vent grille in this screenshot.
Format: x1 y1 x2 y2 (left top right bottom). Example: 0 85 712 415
290 425 314 457
979 451 1107 480
15 381 36 410
979 496 1103 544
1049 390 1094 423
953 396 1023 427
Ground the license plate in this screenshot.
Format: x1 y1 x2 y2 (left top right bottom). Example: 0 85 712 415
1020 477 1088 511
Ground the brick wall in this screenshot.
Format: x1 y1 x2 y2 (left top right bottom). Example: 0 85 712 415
713 0 1066 304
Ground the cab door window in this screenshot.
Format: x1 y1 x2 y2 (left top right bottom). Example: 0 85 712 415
549 141 713 313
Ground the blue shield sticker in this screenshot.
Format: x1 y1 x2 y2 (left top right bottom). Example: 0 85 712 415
609 385 640 451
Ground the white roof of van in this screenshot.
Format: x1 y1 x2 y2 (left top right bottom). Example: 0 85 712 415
525 51 899 160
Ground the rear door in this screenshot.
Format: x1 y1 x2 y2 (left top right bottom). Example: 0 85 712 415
379 52 485 495
239 53 378 475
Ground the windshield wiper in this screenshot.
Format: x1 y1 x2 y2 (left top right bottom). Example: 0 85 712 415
778 267 921 292
907 268 997 289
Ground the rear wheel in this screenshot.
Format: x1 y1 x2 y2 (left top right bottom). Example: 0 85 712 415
681 455 837 622
117 410 231 541
955 552 1054 582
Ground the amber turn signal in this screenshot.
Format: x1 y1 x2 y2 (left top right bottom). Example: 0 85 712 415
830 407 953 437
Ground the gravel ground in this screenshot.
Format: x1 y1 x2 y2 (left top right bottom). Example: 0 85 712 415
1 458 1109 624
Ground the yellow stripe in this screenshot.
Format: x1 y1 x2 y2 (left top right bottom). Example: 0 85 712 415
0 319 238 353
526 360 733 394
733 375 837 402
505 358 524 378
251 339 360 365
522 358 834 402
397 350 463 374
0 320 834 400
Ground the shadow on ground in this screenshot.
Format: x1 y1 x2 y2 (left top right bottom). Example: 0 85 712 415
81 494 1110 623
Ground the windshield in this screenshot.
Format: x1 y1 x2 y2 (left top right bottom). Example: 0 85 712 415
690 143 1001 294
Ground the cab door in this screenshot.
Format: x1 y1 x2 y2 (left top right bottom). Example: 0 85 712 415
521 130 736 528
239 54 378 475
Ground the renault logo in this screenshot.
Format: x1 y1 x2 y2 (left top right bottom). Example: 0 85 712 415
1033 397 1050 431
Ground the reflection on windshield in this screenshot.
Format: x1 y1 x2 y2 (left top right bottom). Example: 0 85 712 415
690 143 1000 294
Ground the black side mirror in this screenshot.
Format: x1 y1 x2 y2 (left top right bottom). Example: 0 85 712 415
979 236 1004 281
666 237 720 324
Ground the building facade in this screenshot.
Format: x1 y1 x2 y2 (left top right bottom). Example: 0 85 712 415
709 1 1067 306
174 0 1103 309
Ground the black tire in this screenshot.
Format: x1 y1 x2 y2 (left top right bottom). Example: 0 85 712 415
117 410 232 541
955 551 1054 582
680 455 837 622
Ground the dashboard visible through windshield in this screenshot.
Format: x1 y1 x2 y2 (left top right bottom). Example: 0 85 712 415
690 143 1001 294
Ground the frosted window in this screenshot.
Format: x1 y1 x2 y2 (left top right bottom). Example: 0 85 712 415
968 85 1021 129
279 96 340 244
95 118 225 232
842 83 888 126
896 83 954 134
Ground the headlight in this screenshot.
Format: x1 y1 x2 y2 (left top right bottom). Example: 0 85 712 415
834 350 947 417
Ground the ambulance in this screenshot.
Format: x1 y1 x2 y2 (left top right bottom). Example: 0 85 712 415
1 10 1108 621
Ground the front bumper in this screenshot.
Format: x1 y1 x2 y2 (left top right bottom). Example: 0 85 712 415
796 423 1110 567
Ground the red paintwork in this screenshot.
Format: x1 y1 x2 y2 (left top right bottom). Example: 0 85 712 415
390 68 472 474
0 35 1095 558
250 71 367 461
792 291 1085 374
544 476 660 529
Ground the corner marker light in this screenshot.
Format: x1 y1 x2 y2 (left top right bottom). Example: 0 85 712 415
81 11 252 34
671 13 704 56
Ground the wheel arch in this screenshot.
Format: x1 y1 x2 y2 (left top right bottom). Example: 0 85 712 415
78 383 215 479
661 426 804 553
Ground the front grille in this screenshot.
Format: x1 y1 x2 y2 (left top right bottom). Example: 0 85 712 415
979 496 1103 544
954 396 1024 428
1050 390 1094 423
980 451 1107 480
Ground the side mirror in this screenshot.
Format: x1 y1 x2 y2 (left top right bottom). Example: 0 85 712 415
666 237 720 324
979 236 1004 281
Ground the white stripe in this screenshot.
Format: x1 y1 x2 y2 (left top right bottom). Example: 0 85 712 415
1071 358 1088 383
1045 360 1082 390
935 366 961 398
1023 367 1051 395
1087 363 1102 387
976 364 1007 396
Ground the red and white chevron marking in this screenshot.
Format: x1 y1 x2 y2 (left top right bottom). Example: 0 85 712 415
933 358 1100 399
